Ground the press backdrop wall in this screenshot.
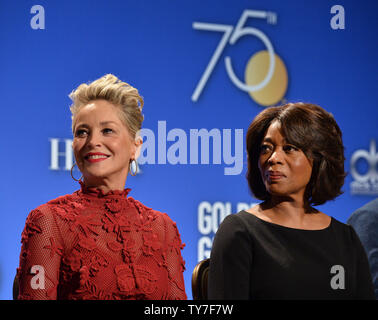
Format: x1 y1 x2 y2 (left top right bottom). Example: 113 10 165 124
0 0 377 299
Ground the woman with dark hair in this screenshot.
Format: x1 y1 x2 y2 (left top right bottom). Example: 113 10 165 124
208 102 374 300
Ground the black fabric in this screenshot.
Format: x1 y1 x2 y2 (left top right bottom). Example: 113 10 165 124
208 210 375 300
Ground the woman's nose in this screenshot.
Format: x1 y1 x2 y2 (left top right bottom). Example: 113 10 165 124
86 131 102 148
267 149 283 165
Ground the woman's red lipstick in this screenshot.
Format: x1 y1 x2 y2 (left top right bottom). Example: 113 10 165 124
84 152 110 163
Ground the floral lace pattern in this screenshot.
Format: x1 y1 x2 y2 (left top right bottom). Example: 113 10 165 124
17 183 187 300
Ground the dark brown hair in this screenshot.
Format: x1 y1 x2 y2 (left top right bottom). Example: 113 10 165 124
246 102 346 206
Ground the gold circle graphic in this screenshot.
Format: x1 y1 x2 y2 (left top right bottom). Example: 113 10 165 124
244 50 288 106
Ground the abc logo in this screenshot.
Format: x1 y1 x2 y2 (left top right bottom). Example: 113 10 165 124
350 140 378 184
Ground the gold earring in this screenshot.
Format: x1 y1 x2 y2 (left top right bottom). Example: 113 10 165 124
70 163 83 182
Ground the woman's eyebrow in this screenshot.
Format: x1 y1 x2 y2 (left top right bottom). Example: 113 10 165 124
75 123 90 129
262 137 288 143
99 121 118 126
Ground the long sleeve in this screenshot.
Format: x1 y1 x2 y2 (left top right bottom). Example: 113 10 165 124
208 214 252 300
347 207 378 299
349 225 375 299
17 187 187 300
18 208 64 300
162 214 187 300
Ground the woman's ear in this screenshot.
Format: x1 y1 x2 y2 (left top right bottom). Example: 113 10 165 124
133 136 143 160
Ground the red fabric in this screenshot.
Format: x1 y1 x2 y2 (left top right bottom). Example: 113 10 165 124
17 182 187 300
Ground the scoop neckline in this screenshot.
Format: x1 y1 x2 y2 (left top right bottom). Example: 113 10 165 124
240 210 333 232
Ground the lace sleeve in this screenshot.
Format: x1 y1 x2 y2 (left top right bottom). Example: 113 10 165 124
17 207 64 300
162 214 187 300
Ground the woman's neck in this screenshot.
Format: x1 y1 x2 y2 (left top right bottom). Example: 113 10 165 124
82 176 127 194
265 196 316 213
259 196 318 227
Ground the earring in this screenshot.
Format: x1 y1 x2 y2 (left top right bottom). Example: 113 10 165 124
129 159 138 176
70 163 83 182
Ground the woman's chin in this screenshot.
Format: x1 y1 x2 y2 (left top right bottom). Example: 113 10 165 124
82 171 108 183
266 187 291 199
266 186 285 196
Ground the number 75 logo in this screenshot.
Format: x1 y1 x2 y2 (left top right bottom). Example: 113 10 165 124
191 10 288 107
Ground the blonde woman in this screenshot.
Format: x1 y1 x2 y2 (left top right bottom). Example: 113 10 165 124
17 74 187 300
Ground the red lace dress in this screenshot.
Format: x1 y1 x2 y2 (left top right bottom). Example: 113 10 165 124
17 182 187 300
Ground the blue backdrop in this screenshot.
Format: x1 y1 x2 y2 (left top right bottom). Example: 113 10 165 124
0 0 377 300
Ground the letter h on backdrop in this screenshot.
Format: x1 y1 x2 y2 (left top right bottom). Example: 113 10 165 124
49 138 74 171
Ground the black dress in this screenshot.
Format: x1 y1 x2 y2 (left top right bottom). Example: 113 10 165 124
208 210 375 300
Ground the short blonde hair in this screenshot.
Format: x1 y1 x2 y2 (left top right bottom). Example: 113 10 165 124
69 74 144 137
